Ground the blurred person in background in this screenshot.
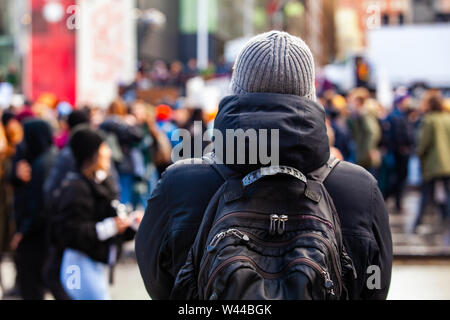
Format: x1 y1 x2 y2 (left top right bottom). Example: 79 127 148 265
172 101 209 160
363 98 383 171
15 100 35 124
1 113 22 253
43 110 92 301
0 112 23 297
326 118 344 161
185 58 199 80
54 128 142 300
120 69 152 104
156 104 179 150
89 106 106 129
1 112 23 158
413 93 450 234
167 61 185 89
33 94 59 130
53 102 74 150
348 88 382 174
130 101 172 207
322 90 355 162
216 56 232 77
0 113 10 293
150 60 170 87
355 56 370 89
100 99 143 207
384 91 415 213
44 110 91 196
9 119 57 300
444 98 450 113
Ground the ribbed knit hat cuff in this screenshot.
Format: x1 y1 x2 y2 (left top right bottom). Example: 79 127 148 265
230 78 248 95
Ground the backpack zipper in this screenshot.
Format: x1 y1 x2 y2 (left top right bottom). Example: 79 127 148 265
202 212 340 294
207 229 250 252
202 228 342 296
269 215 289 235
204 255 335 300
211 211 334 235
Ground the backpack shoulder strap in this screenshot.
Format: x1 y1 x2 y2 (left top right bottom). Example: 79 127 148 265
202 153 239 181
203 153 245 203
308 156 341 183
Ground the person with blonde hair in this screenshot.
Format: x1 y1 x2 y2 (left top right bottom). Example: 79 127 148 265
348 89 382 171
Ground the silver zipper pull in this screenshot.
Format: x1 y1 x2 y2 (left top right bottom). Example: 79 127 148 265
278 215 289 235
207 231 226 252
324 272 335 296
270 215 280 235
207 229 250 253
229 229 250 242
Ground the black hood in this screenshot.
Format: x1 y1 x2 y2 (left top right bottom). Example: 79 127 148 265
214 93 330 174
23 119 54 162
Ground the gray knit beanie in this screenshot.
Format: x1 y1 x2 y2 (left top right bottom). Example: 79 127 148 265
231 31 316 101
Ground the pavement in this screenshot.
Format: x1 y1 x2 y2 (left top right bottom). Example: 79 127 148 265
389 190 450 258
388 260 450 300
0 242 149 301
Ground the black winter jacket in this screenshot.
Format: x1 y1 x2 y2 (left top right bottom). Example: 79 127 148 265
136 94 393 300
53 172 135 264
10 120 56 238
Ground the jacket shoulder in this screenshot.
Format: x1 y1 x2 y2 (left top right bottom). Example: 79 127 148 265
325 161 380 232
332 161 378 185
163 158 220 181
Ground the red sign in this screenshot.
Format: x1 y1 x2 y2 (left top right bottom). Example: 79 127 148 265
26 0 76 105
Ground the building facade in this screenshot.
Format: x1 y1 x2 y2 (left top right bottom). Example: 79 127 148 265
136 0 338 67
412 0 450 23
137 0 181 63
0 0 25 73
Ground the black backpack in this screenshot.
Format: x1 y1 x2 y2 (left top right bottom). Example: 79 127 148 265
172 154 356 300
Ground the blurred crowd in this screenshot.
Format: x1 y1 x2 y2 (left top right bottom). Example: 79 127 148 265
319 85 450 234
0 56 449 299
119 58 232 102
0 58 230 300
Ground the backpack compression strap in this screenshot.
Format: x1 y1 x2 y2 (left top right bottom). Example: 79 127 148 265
242 166 307 187
240 165 322 204
307 156 341 183
204 152 334 187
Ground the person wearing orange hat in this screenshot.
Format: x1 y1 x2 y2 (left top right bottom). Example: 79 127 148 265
156 104 179 149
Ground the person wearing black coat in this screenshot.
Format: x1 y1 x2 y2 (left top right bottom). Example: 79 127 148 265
135 31 393 300
53 128 142 300
10 119 57 300
43 110 93 300
384 94 415 212
44 110 91 196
